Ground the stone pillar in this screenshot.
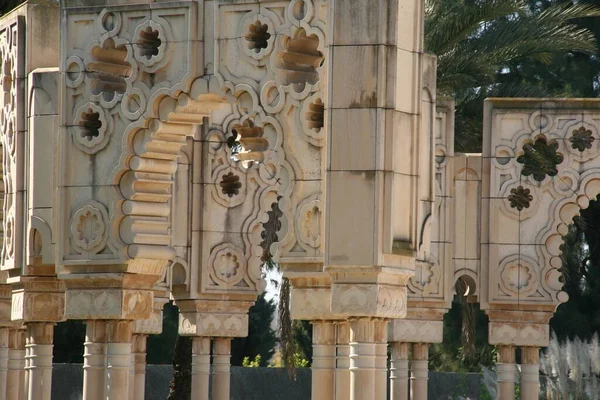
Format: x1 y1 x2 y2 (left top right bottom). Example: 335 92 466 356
105 321 132 400
83 321 107 400
520 347 540 400
335 322 350 400
374 320 388 400
0 328 9 400
410 343 429 400
132 334 147 400
7 330 24 400
390 342 409 400
25 323 54 400
496 345 516 400
312 321 336 400
349 319 376 400
213 338 231 400
191 337 210 400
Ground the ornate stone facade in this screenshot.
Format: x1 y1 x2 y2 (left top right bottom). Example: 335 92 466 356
0 1 592 400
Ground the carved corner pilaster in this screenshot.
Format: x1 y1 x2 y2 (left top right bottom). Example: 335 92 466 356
10 277 65 323
133 293 169 335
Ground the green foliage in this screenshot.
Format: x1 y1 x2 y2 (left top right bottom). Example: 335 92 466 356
292 352 310 368
292 319 312 361
426 0 600 152
0 0 24 15
231 293 277 366
242 355 262 367
552 202 600 341
429 300 496 372
480 384 494 400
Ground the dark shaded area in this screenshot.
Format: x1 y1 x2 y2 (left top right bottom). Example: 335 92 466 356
53 320 85 363
231 293 277 366
51 365 486 400
147 301 179 364
167 335 192 400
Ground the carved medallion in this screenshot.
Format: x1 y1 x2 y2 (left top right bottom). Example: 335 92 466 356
69 202 109 255
209 244 247 288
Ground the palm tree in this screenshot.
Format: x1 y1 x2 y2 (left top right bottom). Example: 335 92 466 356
426 0 600 151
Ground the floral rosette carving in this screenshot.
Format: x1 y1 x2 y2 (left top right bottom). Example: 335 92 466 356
69 202 109 256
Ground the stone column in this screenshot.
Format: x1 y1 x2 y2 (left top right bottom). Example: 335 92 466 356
83 321 107 400
410 343 429 400
335 322 350 400
520 347 540 400
213 338 232 400
191 337 210 400
312 321 336 400
349 319 376 400
7 330 24 400
496 345 516 400
374 320 388 400
390 342 409 400
0 328 9 400
105 321 132 400
25 323 54 400
132 334 147 400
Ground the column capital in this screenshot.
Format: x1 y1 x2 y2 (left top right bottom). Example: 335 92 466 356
312 320 336 346
411 343 429 361
521 346 540 365
106 320 133 343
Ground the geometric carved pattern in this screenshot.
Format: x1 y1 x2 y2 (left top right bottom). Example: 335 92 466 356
0 16 23 272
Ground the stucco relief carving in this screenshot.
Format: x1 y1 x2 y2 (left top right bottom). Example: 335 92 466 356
498 255 538 298
61 3 197 270
11 291 65 323
214 0 327 276
208 244 247 289
488 322 550 347
389 320 444 343
483 101 600 310
0 16 23 273
65 289 152 320
330 284 406 319
179 313 249 338
69 202 109 256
